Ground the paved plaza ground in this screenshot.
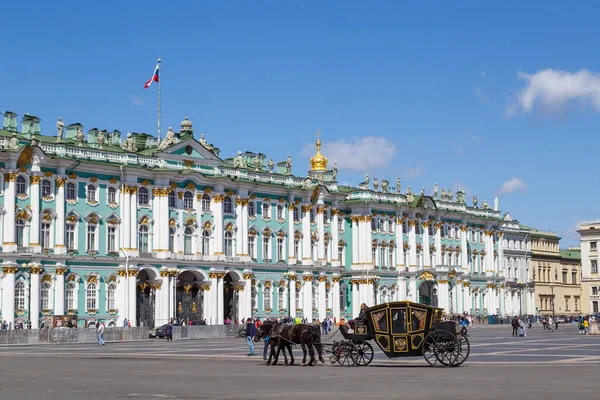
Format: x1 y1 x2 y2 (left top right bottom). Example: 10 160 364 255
0 324 598 399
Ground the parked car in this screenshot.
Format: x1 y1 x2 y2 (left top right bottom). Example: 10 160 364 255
151 323 179 339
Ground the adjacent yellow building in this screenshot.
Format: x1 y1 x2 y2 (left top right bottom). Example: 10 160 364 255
530 230 581 316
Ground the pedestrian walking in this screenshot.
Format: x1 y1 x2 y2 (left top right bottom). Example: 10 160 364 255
246 319 257 356
262 333 270 360
97 322 105 346
547 316 554 332
511 316 519 337
166 323 173 341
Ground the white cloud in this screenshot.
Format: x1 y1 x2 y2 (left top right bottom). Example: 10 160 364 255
475 85 488 102
403 162 426 179
301 136 397 171
480 69 486 79
129 95 144 106
448 140 464 156
506 68 600 117
565 219 599 241
497 177 527 195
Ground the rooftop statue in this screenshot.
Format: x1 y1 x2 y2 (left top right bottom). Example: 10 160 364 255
447 189 453 201
122 132 136 152
199 133 215 151
365 172 370 186
285 155 292 175
268 157 274 172
254 154 260 171
302 177 312 189
76 127 85 146
9 133 19 149
97 130 105 149
456 187 466 204
482 200 491 210
441 189 446 199
234 150 247 168
396 177 401 194
421 188 425 195
373 177 379 191
381 179 389 193
332 162 338 180
433 183 439 198
473 195 478 208
56 117 64 142
157 127 175 150
405 186 412 195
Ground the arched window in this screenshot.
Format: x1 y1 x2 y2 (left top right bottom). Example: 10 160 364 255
248 232 256 258
86 283 98 309
294 235 300 259
310 239 316 260
224 197 233 214
293 207 300 221
310 208 315 223
263 285 271 311
248 202 256 217
41 221 51 249
324 210 330 225
87 222 97 251
389 246 395 268
263 234 271 260
87 184 96 202
184 227 193 255
16 175 26 195
107 283 116 310
380 246 386 267
139 224 149 252
278 287 285 310
202 229 211 255
40 282 51 310
224 230 233 257
66 282 76 310
169 227 176 252
107 225 117 252
138 187 149 205
66 221 76 251
276 237 284 261
372 245 377 265
108 187 117 203
338 217 343 231
14 281 26 310
338 243 344 264
66 182 76 200
262 202 270 219
277 204 284 220
16 218 26 247
379 219 385 234
184 191 194 209
41 179 52 197
371 218 377 231
201 194 211 212
168 190 176 208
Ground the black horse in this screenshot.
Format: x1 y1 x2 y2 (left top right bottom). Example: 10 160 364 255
255 322 294 366
271 323 325 366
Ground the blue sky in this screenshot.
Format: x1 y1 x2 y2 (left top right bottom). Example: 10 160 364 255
1 1 598 245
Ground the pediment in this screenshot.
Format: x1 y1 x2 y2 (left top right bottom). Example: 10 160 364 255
158 138 222 164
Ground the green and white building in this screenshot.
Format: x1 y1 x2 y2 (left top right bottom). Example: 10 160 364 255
0 111 509 328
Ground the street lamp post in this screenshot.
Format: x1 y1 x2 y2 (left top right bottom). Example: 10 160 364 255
550 283 555 317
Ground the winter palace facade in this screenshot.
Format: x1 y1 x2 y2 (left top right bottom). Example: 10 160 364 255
0 111 512 328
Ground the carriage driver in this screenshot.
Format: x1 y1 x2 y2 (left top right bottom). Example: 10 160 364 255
348 303 368 330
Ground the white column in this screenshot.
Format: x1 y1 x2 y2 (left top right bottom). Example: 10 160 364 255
129 188 138 254
213 195 224 256
303 276 313 322
331 211 339 267
242 275 252 321
54 267 66 316
302 205 311 265
317 207 325 262
289 276 297 319
497 233 504 275
121 187 131 251
332 276 340 321
54 177 67 254
242 201 249 256
235 198 244 256
398 276 407 300
318 277 326 321
3 174 17 251
362 217 372 265
29 176 41 251
352 281 359 317
435 222 442 267
351 217 359 266
365 281 374 306
438 280 449 312
29 266 41 329
396 217 405 270
209 272 218 325
217 273 224 324
161 194 170 253
152 189 161 251
409 277 418 303
423 220 431 268
1 266 16 326
117 269 128 326
202 284 212 324
461 225 468 272
408 220 417 270
128 270 138 326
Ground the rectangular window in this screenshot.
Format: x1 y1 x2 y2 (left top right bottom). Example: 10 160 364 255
294 239 300 259
87 225 96 251
591 241 597 251
572 271 577 284
107 226 116 252
249 236 256 258
262 237 270 261
107 288 115 310
575 298 579 311
593 301 599 314
41 222 51 249
592 260 598 274
592 287 598 296
562 271 567 284
293 207 300 221
276 238 284 261
66 224 75 251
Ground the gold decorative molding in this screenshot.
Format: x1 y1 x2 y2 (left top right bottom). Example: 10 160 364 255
55 267 67 275
213 194 225 203
2 266 19 274
4 172 18 182
303 275 314 282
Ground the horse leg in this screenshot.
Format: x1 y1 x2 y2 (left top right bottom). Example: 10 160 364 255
279 340 289 365
314 336 325 363
307 339 316 366
300 343 308 366
273 341 282 365
286 344 295 365
266 341 276 366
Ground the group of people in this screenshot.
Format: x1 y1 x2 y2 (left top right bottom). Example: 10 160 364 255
511 316 532 337
578 315 599 335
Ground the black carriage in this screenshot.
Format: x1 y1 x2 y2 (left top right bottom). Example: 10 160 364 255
329 301 470 367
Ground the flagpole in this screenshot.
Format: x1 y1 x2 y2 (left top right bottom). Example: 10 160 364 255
157 58 162 143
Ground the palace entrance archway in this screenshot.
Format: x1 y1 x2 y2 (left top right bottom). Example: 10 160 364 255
136 269 155 328
419 281 438 307
176 271 204 324
223 272 240 322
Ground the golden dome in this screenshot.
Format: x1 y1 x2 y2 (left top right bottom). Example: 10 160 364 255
309 131 328 172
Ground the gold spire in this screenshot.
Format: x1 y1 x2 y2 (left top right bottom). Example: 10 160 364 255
309 130 328 171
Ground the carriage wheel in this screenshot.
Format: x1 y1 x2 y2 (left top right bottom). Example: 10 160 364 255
337 342 357 366
352 341 374 366
432 330 461 367
449 335 470 367
422 331 443 367
329 343 340 364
